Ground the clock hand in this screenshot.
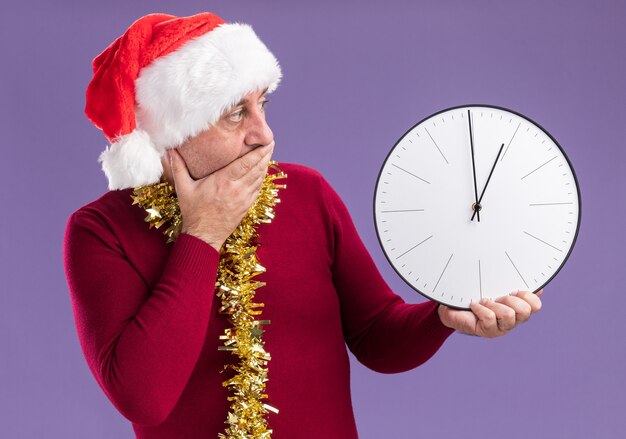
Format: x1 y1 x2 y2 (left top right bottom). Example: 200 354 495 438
468 110 481 222
471 142 505 221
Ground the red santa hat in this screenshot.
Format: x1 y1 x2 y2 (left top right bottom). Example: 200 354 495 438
85 12 282 190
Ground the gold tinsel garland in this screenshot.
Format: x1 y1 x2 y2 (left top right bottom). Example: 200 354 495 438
131 161 287 438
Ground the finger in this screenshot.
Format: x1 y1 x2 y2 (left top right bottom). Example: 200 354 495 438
440 305 478 335
495 294 532 324
224 141 274 181
168 149 193 189
536 288 544 297
240 146 274 187
469 301 499 337
481 299 517 332
512 290 542 314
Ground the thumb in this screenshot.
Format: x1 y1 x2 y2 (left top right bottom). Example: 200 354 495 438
168 149 192 189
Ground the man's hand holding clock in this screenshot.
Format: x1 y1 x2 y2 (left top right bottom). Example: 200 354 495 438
438 289 543 337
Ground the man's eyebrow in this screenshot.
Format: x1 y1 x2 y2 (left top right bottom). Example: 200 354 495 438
233 88 269 107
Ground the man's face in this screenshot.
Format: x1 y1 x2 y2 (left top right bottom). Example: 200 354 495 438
174 88 274 180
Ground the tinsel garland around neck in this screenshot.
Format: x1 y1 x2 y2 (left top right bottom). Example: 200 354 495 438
131 160 287 438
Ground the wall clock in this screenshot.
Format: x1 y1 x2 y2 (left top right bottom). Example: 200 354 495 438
373 105 581 309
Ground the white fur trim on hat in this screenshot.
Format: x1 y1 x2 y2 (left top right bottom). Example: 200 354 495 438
135 22 282 150
99 129 163 190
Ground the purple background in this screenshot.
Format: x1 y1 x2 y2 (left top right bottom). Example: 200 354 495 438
1 0 624 437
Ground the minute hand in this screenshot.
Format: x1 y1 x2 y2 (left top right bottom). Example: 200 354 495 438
468 110 481 222
470 143 505 222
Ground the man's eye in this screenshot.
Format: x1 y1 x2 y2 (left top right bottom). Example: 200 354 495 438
259 99 270 110
229 110 244 122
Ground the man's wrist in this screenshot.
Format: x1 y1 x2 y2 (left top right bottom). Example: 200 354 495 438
180 230 222 253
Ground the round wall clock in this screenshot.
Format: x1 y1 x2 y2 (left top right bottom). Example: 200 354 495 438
373 104 581 310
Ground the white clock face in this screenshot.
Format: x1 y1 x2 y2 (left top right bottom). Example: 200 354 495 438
374 105 581 309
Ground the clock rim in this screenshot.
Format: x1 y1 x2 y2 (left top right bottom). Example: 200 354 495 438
372 103 582 310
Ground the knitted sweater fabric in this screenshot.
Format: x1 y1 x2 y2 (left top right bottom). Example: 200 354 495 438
63 162 455 438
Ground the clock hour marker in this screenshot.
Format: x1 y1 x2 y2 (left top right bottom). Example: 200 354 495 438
381 209 425 213
424 128 449 164
505 251 529 288
520 156 558 180
478 259 483 299
395 235 433 259
529 202 575 206
391 164 431 184
433 253 453 292
524 231 563 252
500 122 520 162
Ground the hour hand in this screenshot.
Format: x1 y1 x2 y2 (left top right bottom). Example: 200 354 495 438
470 142 505 222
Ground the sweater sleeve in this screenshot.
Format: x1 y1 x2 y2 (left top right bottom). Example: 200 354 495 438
320 175 455 374
63 210 220 426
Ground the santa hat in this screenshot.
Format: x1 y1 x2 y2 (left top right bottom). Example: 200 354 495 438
85 12 282 190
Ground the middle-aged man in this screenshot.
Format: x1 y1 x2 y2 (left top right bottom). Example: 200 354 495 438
63 12 543 439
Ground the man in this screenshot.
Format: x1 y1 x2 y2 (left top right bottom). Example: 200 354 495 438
63 12 542 439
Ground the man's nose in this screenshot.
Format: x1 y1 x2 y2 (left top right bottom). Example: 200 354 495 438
244 107 273 148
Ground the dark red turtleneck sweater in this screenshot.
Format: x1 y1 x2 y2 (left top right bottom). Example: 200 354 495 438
63 162 454 438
